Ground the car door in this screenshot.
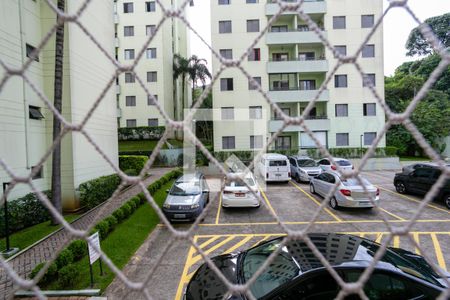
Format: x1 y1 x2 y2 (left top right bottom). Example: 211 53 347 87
318 159 330 171
289 158 298 177
408 167 435 194
321 173 336 197
313 174 327 196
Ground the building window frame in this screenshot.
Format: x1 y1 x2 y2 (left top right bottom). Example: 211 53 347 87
125 96 136 107
333 16 346 29
220 78 234 91
336 133 349 147
219 20 232 33
222 136 236 149
126 119 137 127
335 104 348 117
363 103 376 116
247 19 260 32
147 71 158 82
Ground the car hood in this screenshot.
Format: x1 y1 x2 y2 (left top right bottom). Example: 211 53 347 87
299 166 322 173
186 253 241 300
165 194 199 205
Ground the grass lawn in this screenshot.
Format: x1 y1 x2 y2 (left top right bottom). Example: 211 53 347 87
399 156 431 161
42 179 175 291
0 214 80 252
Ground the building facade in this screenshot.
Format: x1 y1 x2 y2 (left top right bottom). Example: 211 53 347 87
114 0 191 128
0 0 118 210
211 0 386 152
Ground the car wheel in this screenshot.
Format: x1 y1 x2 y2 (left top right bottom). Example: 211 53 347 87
444 194 450 210
296 174 301 183
395 181 407 194
330 197 339 210
310 183 316 194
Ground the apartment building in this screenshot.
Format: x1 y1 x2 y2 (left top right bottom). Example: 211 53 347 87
0 1 118 210
211 0 386 152
115 0 191 128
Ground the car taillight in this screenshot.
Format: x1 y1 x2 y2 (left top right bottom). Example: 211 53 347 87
331 165 337 170
376 188 380 196
223 190 233 194
340 189 351 196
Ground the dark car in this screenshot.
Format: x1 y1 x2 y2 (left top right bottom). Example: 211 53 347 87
394 165 450 209
185 233 448 300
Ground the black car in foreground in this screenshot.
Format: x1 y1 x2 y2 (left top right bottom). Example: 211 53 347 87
185 233 449 300
394 164 450 209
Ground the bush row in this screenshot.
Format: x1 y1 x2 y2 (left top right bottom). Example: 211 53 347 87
30 169 183 288
119 155 148 175
78 174 121 210
118 126 165 141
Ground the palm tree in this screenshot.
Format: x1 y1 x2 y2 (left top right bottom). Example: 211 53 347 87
51 0 65 225
173 54 191 119
188 55 211 107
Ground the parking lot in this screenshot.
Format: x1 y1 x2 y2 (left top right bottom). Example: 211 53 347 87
105 170 450 300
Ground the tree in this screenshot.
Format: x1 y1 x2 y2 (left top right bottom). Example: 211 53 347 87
188 56 211 107
51 0 65 225
406 13 450 56
173 54 191 118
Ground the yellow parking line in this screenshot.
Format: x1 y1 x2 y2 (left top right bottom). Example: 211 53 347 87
412 232 421 254
379 207 406 221
378 186 450 214
190 236 235 266
393 236 400 248
223 236 253 254
249 235 272 249
290 181 342 222
194 236 221 255
375 233 383 243
215 194 222 225
431 233 447 271
175 237 198 300
259 188 277 216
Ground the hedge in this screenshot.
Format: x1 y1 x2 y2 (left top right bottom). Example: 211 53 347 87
118 126 165 141
78 174 121 210
119 155 148 174
0 190 52 237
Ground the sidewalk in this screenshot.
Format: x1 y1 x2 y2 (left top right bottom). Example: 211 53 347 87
0 168 173 299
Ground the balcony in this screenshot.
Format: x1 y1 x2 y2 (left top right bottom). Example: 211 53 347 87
266 0 326 16
266 30 326 45
267 58 328 73
268 88 329 103
269 116 330 132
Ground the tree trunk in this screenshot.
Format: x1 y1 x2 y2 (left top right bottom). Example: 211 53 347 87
51 0 65 225
191 79 195 108
181 74 186 117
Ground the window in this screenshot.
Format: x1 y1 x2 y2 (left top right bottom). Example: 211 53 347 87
124 49 135 60
248 48 261 61
123 2 134 13
335 104 348 117
219 21 232 33
334 45 347 57
147 71 157 82
220 78 233 91
271 25 288 32
125 72 135 83
363 73 376 87
250 135 263 149
148 95 158 105
363 103 376 116
272 53 288 61
362 15 375 28
218 0 230 4
298 52 315 61
333 16 346 29
124 26 134 37
221 107 234 120
145 1 156 11
26 44 39 62
362 44 375 57
413 168 435 179
336 133 349 146
248 77 261 90
126 119 137 127
222 136 235 149
249 106 262 119
276 136 291 150
334 74 347 88
246 0 258 3
148 118 158 127
364 132 376 145
146 25 156 36
31 166 43 180
125 96 136 106
247 19 260 32
219 49 233 59
299 80 316 90
297 24 310 31
300 131 327 148
146 48 157 59
29 106 44 120
274 108 290 120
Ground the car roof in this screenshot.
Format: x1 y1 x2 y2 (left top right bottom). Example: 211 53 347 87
262 153 288 160
176 173 202 182
290 156 313 160
226 172 254 179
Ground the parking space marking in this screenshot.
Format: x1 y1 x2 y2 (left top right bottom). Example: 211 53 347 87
431 233 447 271
260 188 277 216
215 194 222 225
378 207 406 221
378 186 450 214
413 232 421 254
289 181 342 222
175 236 199 300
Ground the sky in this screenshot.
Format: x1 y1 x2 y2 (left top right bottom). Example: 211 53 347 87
187 0 450 76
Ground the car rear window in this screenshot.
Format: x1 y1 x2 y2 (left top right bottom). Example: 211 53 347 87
269 160 287 167
297 159 318 167
337 160 351 166
341 178 370 187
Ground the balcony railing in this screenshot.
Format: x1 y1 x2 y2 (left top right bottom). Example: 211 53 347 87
273 115 328 121
269 27 325 33
267 0 324 3
269 57 326 62
269 86 323 92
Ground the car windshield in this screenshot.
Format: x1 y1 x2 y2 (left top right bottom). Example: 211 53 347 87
169 181 201 196
297 159 318 167
226 178 255 187
242 240 300 298
337 160 351 166
269 160 287 166
341 177 371 187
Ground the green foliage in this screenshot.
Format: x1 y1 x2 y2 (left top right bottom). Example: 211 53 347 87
123 169 138 176
137 193 147 204
30 262 44 280
78 174 121 210
112 208 125 222
55 249 74 269
120 203 133 218
406 13 450 56
118 126 165 141
30 262 58 284
104 216 118 231
306 147 395 159
0 190 52 237
68 240 87 261
119 155 148 174
130 196 141 208
58 264 79 288
95 220 111 240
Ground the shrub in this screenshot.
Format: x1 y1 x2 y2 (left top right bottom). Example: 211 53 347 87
55 249 74 269
104 216 118 231
30 262 44 280
112 208 125 222
120 203 132 218
95 220 110 240
119 150 152 156
138 193 147 204
68 240 87 261
123 169 138 176
30 262 58 283
78 174 121 210
385 146 398 157
58 264 79 288
118 126 165 141
127 199 137 211
119 156 148 174
131 196 141 207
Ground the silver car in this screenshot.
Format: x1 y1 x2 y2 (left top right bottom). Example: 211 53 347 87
162 173 209 221
288 156 322 182
309 171 379 209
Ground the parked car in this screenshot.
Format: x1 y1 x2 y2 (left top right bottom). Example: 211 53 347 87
185 233 448 300
317 157 353 172
162 172 209 221
394 165 450 209
222 172 260 208
310 171 379 209
289 156 322 182
402 162 436 174
257 153 291 183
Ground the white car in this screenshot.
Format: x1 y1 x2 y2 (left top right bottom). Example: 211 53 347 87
222 172 260 208
257 153 291 182
317 157 353 172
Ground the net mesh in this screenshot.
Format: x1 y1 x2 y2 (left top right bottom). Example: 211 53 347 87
0 0 449 299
